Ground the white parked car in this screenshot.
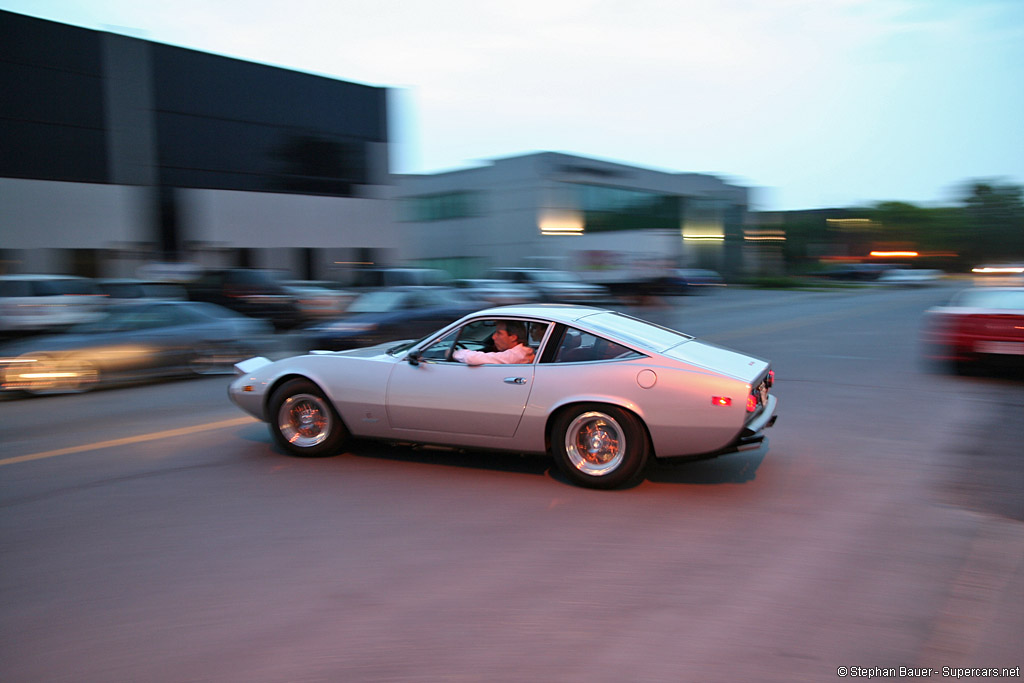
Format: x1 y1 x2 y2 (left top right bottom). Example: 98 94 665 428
876 269 943 286
486 268 609 303
0 274 105 333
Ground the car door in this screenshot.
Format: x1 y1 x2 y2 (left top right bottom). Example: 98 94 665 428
385 323 536 438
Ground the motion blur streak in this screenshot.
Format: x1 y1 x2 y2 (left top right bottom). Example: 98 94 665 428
0 416 257 467
703 296 917 343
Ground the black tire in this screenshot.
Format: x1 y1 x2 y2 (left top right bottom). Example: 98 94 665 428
550 405 649 489
268 378 349 457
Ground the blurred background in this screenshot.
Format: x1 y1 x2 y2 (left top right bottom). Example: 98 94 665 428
3 5 1023 391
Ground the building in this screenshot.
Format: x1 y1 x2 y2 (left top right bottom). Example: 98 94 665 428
0 10 397 280
394 152 755 281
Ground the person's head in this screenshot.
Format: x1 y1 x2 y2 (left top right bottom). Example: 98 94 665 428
492 320 527 351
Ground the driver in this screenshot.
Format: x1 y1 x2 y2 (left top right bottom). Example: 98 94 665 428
453 320 535 365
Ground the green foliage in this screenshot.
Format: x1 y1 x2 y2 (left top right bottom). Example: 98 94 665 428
769 180 1024 273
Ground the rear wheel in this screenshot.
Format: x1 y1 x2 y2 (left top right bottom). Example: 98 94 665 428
550 405 649 489
268 379 349 457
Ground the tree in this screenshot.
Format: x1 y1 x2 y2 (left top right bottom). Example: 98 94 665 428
960 181 1024 263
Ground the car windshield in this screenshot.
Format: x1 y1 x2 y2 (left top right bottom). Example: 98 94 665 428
951 289 1024 310
577 311 692 352
347 290 408 313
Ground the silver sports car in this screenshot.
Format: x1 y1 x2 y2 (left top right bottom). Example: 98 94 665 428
229 304 778 489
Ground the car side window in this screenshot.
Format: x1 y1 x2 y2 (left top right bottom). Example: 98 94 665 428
550 327 639 363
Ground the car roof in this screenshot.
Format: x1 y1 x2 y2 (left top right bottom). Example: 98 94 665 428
0 274 90 281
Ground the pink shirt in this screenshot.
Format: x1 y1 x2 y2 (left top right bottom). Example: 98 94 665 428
453 343 535 365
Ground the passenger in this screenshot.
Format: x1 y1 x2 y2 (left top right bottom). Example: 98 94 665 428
453 320 535 365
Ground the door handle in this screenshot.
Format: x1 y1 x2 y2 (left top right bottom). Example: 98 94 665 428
504 377 527 385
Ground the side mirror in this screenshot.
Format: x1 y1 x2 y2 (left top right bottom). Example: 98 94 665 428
407 351 421 366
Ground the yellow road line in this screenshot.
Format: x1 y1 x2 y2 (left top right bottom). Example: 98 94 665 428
0 416 258 467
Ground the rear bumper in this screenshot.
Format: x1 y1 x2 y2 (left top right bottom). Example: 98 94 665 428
728 394 779 452
658 394 778 463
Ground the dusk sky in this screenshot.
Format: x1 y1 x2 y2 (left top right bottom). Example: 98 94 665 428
3 0 1022 210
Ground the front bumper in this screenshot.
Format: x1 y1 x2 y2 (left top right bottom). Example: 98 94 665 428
227 356 273 420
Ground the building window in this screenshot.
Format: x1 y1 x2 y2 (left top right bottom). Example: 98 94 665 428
400 191 480 222
574 183 680 232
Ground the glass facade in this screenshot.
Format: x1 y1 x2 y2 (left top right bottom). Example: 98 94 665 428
575 183 680 232
0 10 388 198
150 44 386 195
400 191 481 222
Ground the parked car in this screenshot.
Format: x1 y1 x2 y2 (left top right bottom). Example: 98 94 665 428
810 263 904 281
661 268 725 294
486 268 609 302
95 278 187 304
0 274 105 334
184 268 301 330
454 278 541 307
230 304 778 489
876 269 943 286
281 281 356 321
348 268 450 289
301 287 480 351
0 300 271 394
922 287 1024 372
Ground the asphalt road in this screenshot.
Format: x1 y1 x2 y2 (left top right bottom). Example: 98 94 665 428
2 283 1022 682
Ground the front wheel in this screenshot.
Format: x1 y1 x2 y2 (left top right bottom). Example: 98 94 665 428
268 379 349 457
550 405 649 489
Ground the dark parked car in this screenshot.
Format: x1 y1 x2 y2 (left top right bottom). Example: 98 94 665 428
95 278 187 304
0 300 271 393
301 287 479 351
348 268 450 289
184 269 301 330
811 263 904 281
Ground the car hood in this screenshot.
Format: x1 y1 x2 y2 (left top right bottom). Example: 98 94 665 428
0 334 101 356
311 339 411 358
662 339 769 382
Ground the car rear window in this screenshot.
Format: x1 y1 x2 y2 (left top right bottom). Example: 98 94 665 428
576 311 692 352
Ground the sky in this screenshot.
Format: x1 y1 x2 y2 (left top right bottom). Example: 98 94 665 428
3 0 1023 211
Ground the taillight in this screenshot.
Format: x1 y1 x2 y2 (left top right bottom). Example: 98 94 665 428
747 394 758 412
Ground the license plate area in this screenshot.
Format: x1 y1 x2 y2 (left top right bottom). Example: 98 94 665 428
975 341 1024 355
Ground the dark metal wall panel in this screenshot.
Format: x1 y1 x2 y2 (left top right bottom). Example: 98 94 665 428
1 10 389 196
149 43 387 195
0 10 108 183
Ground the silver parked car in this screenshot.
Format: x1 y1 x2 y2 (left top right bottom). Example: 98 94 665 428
1 301 271 394
229 304 777 489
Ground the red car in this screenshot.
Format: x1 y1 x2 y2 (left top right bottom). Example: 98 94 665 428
922 288 1024 371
